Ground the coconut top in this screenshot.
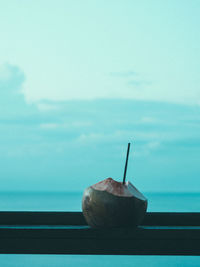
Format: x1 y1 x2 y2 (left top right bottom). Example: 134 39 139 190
91 177 146 200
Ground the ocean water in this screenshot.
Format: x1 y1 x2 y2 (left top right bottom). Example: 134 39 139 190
0 192 200 266
0 191 200 212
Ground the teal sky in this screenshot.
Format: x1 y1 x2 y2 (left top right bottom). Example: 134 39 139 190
0 1 200 192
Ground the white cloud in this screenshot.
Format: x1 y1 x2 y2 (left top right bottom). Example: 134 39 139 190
40 123 58 129
40 121 92 130
76 130 160 145
140 117 161 124
37 102 60 111
0 64 12 80
0 63 32 117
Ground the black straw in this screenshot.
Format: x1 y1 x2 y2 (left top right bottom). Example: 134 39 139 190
123 143 131 184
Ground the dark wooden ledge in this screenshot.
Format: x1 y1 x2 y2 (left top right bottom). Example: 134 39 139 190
0 212 200 255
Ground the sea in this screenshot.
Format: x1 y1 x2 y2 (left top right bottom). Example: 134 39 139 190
0 192 200 267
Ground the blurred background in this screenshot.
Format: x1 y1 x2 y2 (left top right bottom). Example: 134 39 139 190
0 0 200 209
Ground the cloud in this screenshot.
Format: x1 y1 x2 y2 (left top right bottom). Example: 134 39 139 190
37 102 60 112
40 123 58 129
0 63 25 93
109 71 137 77
140 117 161 124
109 70 150 93
0 63 34 118
40 121 92 130
127 80 152 88
0 66 200 192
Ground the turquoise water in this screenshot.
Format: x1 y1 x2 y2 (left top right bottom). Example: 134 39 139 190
0 192 200 266
0 255 200 267
0 191 200 212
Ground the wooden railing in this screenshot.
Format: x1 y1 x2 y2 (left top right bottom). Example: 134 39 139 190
0 212 199 255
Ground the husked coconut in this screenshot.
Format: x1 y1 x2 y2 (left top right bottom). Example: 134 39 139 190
82 177 147 228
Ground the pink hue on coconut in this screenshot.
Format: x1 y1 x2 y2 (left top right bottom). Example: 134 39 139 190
92 177 133 197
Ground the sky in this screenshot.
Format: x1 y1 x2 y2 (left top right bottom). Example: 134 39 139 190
0 0 200 192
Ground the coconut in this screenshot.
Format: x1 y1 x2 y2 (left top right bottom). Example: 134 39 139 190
82 177 147 228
